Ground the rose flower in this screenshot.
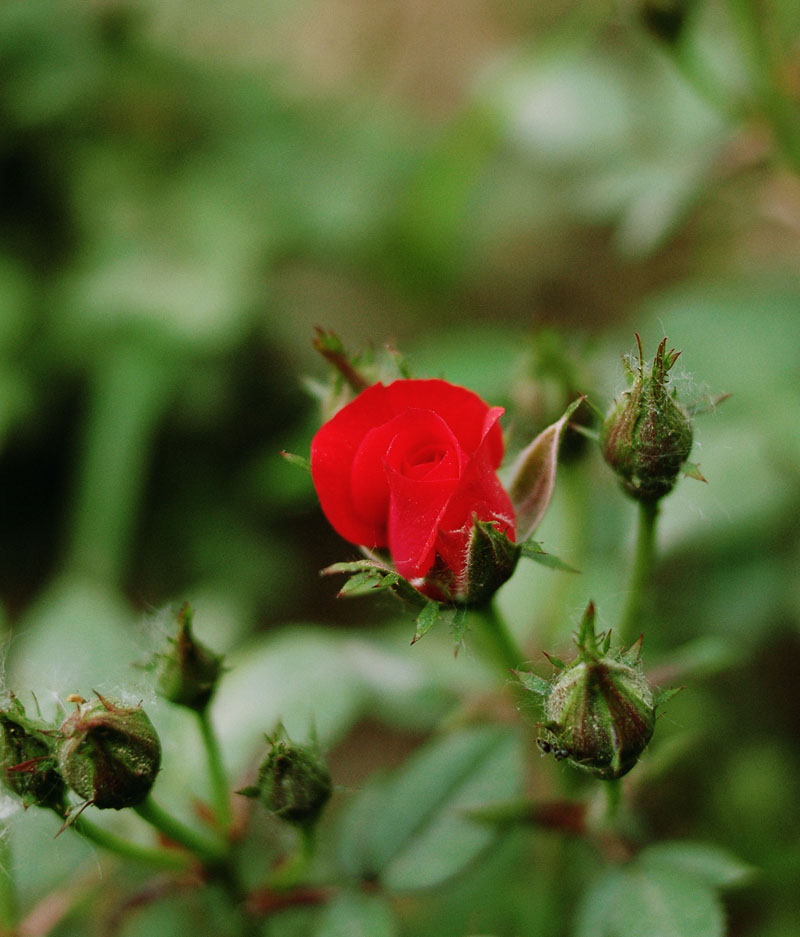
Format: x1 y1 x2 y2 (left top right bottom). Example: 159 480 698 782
310 379 516 603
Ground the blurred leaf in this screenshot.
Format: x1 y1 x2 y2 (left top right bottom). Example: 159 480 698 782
574 867 625 937
313 890 398 937
639 841 756 889
575 862 727 937
614 866 725 937
337 725 524 891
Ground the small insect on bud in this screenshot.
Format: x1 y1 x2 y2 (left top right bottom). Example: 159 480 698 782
155 603 223 712
239 728 332 827
601 335 693 502
518 603 661 780
57 694 161 809
0 696 65 812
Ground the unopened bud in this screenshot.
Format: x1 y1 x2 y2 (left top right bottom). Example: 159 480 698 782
239 729 332 827
0 696 65 812
523 603 657 780
601 335 693 502
155 604 223 712
57 694 161 809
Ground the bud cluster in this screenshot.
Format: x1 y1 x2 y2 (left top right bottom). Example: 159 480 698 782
0 692 162 816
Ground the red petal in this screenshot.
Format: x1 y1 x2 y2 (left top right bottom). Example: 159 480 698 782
385 380 505 466
310 384 394 547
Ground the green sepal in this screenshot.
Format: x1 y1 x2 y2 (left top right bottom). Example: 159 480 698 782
519 539 579 573
322 560 426 608
280 450 311 473
654 685 684 707
411 601 442 645
683 461 707 483
450 606 469 649
514 670 551 698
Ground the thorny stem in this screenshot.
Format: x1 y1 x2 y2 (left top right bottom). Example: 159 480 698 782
196 707 233 833
133 796 227 867
618 499 659 643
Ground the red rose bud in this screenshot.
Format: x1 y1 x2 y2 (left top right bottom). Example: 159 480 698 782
311 379 516 604
239 730 331 827
601 336 693 502
0 696 65 812
57 694 161 809
155 603 223 712
531 603 656 780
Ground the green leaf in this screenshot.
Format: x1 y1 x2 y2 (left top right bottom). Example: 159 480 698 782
573 868 624 937
411 601 442 644
639 842 755 889
337 725 524 891
313 891 398 937
519 539 579 573
613 866 725 937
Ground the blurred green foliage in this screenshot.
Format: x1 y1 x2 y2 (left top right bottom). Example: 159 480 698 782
1 0 799 935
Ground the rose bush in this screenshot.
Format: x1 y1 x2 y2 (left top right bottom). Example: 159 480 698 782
310 379 516 601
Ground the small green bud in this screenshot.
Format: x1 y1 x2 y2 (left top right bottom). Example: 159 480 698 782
239 729 332 827
57 694 161 809
534 603 656 780
0 696 65 812
155 604 223 711
601 335 693 502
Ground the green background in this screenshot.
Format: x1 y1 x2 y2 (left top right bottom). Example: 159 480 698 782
1 0 798 934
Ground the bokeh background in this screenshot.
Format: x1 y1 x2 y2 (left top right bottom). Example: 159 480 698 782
1 0 799 935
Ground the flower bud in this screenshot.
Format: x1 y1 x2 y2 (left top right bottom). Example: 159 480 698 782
57 694 161 809
530 603 656 780
239 730 332 827
0 697 65 812
601 335 693 502
155 604 223 712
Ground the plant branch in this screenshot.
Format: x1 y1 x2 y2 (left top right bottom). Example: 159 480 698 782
133 796 227 867
70 815 190 871
196 708 233 833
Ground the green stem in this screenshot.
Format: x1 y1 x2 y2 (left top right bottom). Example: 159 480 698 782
268 823 316 890
70 815 189 871
603 779 623 827
196 707 233 832
133 796 228 867
474 601 526 675
618 500 659 643
0 826 17 932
